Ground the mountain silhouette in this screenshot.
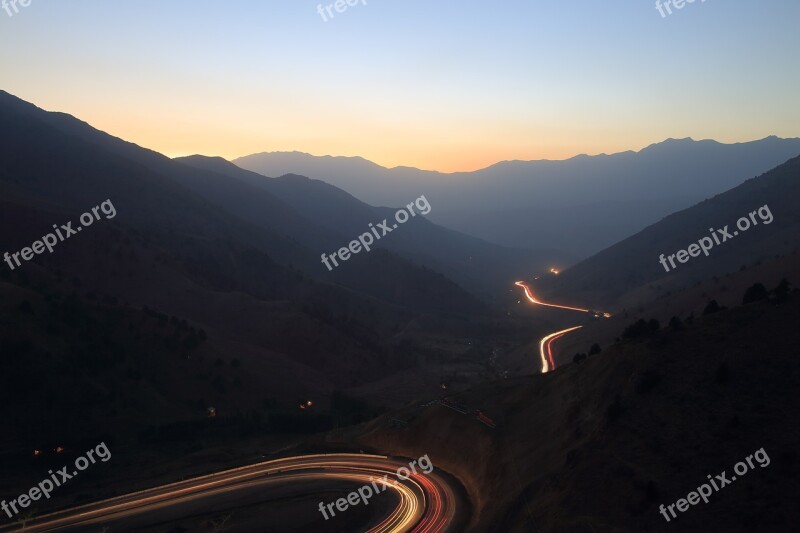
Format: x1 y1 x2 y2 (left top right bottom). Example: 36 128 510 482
236 137 800 257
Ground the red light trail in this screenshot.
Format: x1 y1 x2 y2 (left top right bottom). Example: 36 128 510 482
515 280 610 373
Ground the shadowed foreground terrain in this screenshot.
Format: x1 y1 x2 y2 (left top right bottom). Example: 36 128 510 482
349 286 800 532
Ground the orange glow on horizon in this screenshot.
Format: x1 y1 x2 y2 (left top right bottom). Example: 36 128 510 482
3 90 679 174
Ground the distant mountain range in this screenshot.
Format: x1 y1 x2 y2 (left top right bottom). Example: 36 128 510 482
235 138 800 257
175 155 570 299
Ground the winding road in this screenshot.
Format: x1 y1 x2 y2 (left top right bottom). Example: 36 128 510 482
538 326 584 373
5 283 604 532
515 280 610 373
0 454 458 532
515 281 592 314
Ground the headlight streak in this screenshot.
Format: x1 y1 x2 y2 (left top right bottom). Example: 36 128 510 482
3 454 455 533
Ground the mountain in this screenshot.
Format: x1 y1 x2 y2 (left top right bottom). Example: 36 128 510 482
0 90 526 456
540 154 800 309
176 155 572 300
234 138 800 257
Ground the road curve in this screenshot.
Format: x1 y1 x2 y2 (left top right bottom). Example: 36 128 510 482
515 281 612 318
1 454 457 533
514 281 591 313
515 280 608 373
538 326 584 373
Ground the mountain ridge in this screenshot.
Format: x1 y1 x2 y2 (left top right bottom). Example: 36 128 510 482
235 137 800 257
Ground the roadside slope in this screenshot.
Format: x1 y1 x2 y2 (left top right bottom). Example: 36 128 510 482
346 289 800 532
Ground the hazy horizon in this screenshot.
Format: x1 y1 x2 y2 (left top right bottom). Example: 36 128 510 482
2 1 799 172
227 135 799 173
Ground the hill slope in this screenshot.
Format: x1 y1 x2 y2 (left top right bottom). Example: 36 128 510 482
542 154 800 309
178 155 570 300
0 90 520 460
349 287 800 532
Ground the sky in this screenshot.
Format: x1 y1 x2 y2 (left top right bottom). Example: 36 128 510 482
1 0 799 172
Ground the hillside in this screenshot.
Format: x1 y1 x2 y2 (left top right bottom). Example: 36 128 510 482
177 155 571 300
542 154 800 309
0 91 538 472
345 285 800 532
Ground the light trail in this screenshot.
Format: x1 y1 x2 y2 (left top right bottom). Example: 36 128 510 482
515 280 610 372
514 281 592 314
538 326 583 373
0 454 456 533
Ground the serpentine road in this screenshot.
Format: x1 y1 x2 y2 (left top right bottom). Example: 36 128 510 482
515 280 611 373
2 282 602 532
0 454 458 532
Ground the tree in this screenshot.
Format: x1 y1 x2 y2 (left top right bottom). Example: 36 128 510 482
772 278 791 301
622 319 660 339
623 319 647 339
668 316 683 330
742 283 768 304
703 300 722 315
588 343 602 355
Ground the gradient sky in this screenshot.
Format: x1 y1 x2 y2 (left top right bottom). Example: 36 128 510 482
2 1 799 172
